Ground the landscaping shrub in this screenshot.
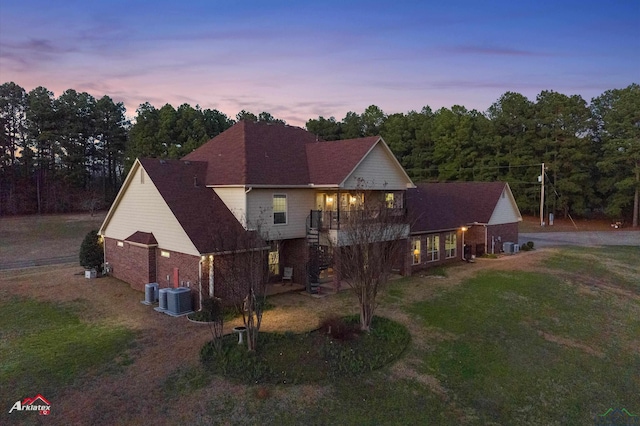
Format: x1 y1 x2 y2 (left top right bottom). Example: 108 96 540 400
520 241 535 251
319 315 361 341
79 229 103 271
200 316 410 384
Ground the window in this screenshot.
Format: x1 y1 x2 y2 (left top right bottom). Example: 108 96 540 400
268 241 280 275
426 235 440 262
273 194 287 224
385 192 394 208
412 238 421 265
161 250 170 258
445 232 457 259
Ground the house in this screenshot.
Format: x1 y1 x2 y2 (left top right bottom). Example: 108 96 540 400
99 120 415 305
406 182 522 272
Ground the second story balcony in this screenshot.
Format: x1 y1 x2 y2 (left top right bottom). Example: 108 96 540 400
308 207 408 231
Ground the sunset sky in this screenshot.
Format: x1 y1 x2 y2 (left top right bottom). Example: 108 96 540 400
1 0 638 126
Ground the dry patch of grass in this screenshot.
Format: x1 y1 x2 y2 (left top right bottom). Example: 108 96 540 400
536 330 605 358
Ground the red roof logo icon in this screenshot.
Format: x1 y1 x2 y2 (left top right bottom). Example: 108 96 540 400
21 394 51 406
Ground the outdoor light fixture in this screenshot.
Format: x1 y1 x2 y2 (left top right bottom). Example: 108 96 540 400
461 227 468 260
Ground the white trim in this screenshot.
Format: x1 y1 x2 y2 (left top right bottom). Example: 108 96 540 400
272 193 288 225
339 138 415 189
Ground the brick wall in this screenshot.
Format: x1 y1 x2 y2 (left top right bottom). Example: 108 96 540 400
409 230 463 274
459 223 519 255
280 238 309 285
104 237 155 291
487 223 519 254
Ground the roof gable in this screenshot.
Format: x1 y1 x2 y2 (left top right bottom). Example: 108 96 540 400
408 182 520 233
99 160 200 255
306 136 379 186
139 159 251 254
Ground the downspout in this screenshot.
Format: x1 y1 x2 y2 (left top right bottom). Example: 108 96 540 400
484 225 488 256
244 187 252 229
101 234 106 274
209 255 214 298
198 258 203 310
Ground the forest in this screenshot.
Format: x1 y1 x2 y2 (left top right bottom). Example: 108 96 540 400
0 82 638 226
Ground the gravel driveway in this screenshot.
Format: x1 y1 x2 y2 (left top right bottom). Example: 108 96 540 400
519 230 640 248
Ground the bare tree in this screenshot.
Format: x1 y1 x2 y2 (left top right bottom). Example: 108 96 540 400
212 220 270 351
328 188 410 331
199 295 224 352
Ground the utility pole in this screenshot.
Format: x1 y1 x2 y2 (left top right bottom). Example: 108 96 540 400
540 162 545 226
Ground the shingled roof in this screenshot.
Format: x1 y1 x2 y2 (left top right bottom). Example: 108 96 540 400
139 158 259 254
182 120 380 187
124 231 158 246
407 182 512 233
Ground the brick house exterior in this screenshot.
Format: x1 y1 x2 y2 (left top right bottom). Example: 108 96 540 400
407 182 522 273
100 121 414 308
99 121 523 309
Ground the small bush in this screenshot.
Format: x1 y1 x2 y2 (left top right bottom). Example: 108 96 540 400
520 241 535 252
79 229 103 271
319 315 361 341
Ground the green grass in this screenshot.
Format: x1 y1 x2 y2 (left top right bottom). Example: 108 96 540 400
0 297 135 400
200 315 410 385
409 268 640 425
546 245 640 292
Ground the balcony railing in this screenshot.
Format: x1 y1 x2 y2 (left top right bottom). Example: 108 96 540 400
308 208 407 231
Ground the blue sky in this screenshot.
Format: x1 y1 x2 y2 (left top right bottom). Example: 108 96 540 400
0 0 638 126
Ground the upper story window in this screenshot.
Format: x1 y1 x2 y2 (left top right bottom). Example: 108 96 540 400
273 194 287 225
385 192 394 208
385 191 403 209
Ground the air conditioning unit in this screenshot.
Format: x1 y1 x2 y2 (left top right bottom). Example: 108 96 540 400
143 283 159 305
155 288 170 312
503 242 514 254
165 287 193 316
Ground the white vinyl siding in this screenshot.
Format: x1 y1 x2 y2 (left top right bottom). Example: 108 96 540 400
213 187 247 227
342 143 413 190
101 164 200 256
273 194 287 225
246 189 315 240
488 188 522 225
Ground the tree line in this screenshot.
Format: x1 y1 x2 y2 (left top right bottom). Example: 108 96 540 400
308 84 639 226
1 81 638 226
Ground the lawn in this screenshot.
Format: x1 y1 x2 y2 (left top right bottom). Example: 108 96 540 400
0 297 135 405
0 212 105 265
0 243 638 425
410 267 639 424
